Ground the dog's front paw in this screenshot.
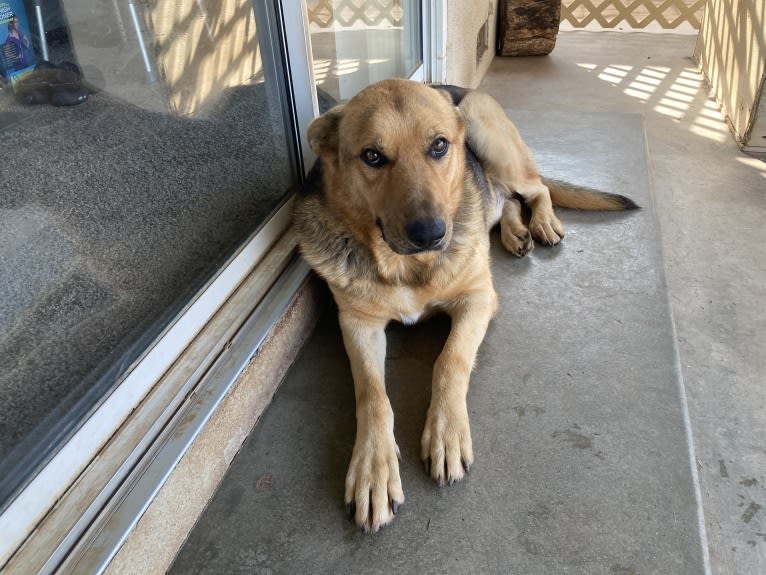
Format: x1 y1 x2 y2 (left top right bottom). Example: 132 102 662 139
529 212 564 246
344 434 404 533
421 402 473 486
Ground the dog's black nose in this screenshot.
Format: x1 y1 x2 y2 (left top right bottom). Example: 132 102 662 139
405 217 446 250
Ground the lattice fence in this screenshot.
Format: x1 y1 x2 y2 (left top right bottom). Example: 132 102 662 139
307 0 403 29
306 0 706 31
561 0 707 29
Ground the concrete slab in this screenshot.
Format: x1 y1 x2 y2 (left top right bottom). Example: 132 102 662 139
170 112 707 573
483 33 766 573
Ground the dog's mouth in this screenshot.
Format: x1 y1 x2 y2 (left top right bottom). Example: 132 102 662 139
376 217 449 255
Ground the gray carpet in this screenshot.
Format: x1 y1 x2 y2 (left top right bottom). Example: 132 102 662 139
0 82 292 496
169 112 707 573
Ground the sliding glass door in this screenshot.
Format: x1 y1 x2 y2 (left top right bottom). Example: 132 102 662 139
0 0 301 560
1 0 432 569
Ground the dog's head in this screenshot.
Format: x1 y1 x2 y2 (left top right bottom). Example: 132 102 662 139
308 79 466 255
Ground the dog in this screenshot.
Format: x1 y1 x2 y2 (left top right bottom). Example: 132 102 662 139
292 79 638 533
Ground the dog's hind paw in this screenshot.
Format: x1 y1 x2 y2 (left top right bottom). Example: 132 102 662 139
501 227 534 257
529 212 564 246
344 436 404 533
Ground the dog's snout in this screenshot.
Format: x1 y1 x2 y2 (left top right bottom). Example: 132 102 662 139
405 217 446 251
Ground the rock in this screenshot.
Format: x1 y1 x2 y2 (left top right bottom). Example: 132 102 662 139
498 0 562 56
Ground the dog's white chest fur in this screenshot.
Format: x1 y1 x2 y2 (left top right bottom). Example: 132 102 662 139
399 310 422 325
396 290 442 325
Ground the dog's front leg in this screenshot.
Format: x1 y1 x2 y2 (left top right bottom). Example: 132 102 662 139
339 310 404 532
421 289 497 486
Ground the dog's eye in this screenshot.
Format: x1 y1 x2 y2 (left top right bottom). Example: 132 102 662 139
361 148 386 168
429 137 450 159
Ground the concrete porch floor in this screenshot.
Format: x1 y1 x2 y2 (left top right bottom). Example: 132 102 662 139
169 32 765 574
482 31 766 575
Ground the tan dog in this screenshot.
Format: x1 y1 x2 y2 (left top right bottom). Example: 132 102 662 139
293 79 637 532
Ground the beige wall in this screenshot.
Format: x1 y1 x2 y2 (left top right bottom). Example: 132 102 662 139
695 0 766 151
446 0 499 88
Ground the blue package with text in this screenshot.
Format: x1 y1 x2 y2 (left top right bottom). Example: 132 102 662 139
0 0 37 89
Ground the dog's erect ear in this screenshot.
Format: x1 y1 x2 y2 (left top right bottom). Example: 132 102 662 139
434 88 456 107
431 87 466 131
307 104 346 158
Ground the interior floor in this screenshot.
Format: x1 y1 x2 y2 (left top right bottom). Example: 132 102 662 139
169 31 765 574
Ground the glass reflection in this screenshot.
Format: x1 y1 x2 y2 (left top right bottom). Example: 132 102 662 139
0 0 295 506
307 0 422 108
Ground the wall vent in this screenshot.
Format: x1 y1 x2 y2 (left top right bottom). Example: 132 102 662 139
477 19 489 65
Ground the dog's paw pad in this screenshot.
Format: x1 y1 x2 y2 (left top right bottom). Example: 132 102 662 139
501 228 534 257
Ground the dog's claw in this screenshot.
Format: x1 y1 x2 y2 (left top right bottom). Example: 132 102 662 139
345 502 355 519
391 500 400 515
530 219 564 247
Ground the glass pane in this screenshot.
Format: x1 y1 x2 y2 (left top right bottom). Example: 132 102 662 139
0 0 297 505
307 0 422 109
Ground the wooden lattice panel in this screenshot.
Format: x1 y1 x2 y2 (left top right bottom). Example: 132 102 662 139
307 0 403 29
561 0 706 29
306 0 705 32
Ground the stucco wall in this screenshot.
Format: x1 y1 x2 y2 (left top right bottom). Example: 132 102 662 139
695 0 766 151
446 0 499 88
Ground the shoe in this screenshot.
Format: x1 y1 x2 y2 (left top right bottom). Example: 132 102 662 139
14 61 89 106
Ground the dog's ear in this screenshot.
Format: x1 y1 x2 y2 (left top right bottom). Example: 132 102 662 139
307 104 346 159
432 87 466 132
434 88 456 107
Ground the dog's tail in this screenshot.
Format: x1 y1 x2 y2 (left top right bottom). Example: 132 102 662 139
542 177 640 211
